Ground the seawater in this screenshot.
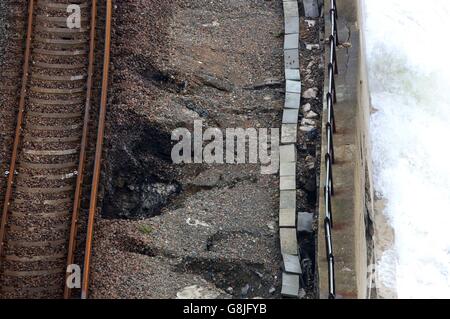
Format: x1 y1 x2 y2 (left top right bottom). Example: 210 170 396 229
364 0 450 298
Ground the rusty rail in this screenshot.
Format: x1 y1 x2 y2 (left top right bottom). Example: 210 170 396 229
0 0 35 267
81 0 113 300
64 0 99 300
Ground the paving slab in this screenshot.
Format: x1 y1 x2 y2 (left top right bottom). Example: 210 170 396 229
303 0 320 17
283 253 302 274
280 162 296 177
282 108 299 125
285 92 301 109
285 80 301 94
283 1 299 17
285 69 301 81
284 16 299 35
279 144 296 163
280 175 296 190
280 228 298 255
280 190 296 210
281 273 300 298
284 49 300 69
297 212 313 233
279 208 296 228
281 124 297 144
284 33 299 50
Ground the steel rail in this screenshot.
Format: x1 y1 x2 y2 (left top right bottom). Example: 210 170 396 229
323 0 339 299
81 0 113 299
0 0 35 266
64 0 98 299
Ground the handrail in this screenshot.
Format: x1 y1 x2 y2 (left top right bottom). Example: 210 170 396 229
323 0 339 299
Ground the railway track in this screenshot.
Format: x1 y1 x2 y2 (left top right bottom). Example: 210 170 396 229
0 0 112 299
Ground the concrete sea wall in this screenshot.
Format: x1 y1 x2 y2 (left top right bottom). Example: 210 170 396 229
318 0 376 299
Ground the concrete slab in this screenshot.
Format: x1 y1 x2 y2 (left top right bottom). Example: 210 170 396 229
283 254 302 274
280 162 296 177
279 144 296 163
281 124 297 144
280 228 298 255
282 109 299 124
284 16 299 35
283 1 299 17
280 190 296 210
285 80 301 94
280 175 296 190
285 69 301 81
279 208 296 228
284 49 300 69
297 212 313 233
285 92 301 109
281 273 300 298
303 0 320 17
284 33 299 50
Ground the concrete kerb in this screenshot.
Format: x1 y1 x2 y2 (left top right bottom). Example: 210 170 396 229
280 0 302 299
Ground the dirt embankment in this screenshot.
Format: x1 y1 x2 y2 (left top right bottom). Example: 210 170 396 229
91 0 284 299
88 0 325 299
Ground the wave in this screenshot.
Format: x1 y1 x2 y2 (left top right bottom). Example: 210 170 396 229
364 0 450 298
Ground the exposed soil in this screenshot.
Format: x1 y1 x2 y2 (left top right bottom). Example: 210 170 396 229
89 0 325 299
90 0 285 299
297 15 325 298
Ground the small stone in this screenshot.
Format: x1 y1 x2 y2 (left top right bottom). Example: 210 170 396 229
305 155 316 170
241 284 250 296
299 288 306 299
302 88 318 99
302 103 311 113
306 110 318 119
300 126 315 132
267 221 276 232
301 118 316 126
269 287 276 294
176 285 221 299
306 44 320 50
305 19 316 27
226 287 234 294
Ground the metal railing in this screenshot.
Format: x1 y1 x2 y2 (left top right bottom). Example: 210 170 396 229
324 0 339 299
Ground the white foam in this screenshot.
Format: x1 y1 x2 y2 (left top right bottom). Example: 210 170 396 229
364 0 450 298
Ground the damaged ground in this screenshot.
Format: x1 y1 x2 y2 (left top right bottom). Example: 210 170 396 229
88 0 325 299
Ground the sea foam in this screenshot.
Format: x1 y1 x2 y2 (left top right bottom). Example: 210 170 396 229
364 0 450 298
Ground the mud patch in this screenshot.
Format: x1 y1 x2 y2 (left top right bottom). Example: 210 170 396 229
102 117 182 219
175 256 277 299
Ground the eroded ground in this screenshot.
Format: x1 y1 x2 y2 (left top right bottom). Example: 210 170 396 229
90 0 284 299
86 0 325 299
